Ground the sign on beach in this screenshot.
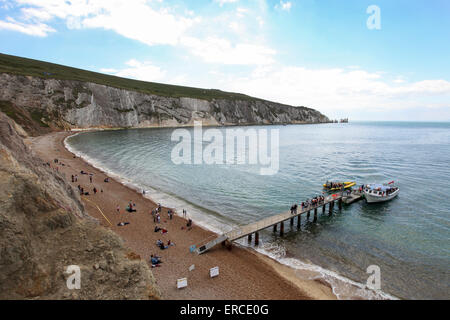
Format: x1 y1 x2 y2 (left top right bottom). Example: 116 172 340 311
177 278 188 289
210 266 219 278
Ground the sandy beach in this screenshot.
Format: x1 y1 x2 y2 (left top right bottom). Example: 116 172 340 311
28 130 337 300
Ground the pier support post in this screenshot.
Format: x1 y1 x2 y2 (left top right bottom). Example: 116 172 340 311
290 218 294 227
314 208 318 222
297 215 301 229
329 201 333 215
322 204 325 214
307 211 310 220
254 232 259 246
280 222 284 236
225 240 232 251
248 234 252 243
273 224 277 233
338 198 343 210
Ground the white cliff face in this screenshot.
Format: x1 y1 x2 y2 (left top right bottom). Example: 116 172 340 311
0 73 329 129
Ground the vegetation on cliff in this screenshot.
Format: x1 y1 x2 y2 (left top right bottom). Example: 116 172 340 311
0 53 266 101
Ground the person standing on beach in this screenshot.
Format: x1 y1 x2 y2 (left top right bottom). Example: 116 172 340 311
89 175 93 183
116 205 120 214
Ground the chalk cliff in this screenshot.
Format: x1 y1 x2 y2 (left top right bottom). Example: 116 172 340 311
0 73 329 134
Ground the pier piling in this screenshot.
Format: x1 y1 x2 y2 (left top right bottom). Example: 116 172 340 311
280 221 284 236
273 224 277 233
338 198 343 210
254 232 259 246
297 215 301 229
248 234 252 243
314 208 318 222
290 218 294 227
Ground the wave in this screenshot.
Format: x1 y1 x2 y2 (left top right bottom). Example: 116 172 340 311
64 132 398 300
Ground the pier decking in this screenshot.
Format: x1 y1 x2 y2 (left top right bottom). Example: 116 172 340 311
196 192 347 254
342 190 364 204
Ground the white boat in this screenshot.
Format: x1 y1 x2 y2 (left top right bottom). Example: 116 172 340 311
363 183 399 203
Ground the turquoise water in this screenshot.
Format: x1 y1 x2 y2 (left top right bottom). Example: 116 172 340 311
66 122 450 300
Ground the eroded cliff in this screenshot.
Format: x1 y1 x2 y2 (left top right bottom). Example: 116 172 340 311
0 112 160 299
0 73 329 134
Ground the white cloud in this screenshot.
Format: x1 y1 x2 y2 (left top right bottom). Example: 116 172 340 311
101 59 166 82
275 1 292 12
3 0 273 66
181 36 276 65
0 16 55 36
5 0 198 45
80 2 198 46
215 0 239 7
209 65 450 118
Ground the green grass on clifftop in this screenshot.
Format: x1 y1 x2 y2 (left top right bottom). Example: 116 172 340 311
0 53 270 102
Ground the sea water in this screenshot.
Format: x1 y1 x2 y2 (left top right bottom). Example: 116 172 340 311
66 122 450 300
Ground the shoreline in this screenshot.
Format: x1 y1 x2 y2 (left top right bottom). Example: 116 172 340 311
28 130 337 300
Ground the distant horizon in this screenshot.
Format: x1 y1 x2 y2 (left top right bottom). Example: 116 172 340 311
1 0 449 121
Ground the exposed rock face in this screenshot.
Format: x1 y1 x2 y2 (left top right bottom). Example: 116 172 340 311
0 73 329 133
0 112 160 299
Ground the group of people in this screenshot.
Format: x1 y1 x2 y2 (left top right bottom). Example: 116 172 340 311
379 187 398 196
301 195 325 210
325 181 344 189
72 170 102 197
151 204 162 222
156 239 175 250
126 200 137 212
154 226 168 234
290 195 326 214
290 204 298 214
47 158 68 172
150 254 162 267
68 165 192 271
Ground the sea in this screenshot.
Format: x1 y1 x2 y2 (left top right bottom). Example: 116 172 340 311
65 121 450 300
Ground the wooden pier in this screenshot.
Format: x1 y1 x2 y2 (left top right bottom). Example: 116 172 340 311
196 193 346 254
342 190 364 204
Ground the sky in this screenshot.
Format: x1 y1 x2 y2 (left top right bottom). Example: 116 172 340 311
1 0 449 121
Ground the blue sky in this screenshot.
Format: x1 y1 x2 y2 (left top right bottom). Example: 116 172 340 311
1 0 449 121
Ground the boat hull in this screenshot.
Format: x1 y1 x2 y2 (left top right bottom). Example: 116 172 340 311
364 189 399 203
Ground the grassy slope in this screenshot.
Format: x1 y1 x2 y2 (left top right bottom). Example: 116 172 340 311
0 53 275 103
